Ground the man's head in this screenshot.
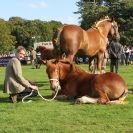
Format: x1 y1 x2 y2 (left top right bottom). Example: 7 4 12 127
16 46 26 60
113 36 120 42
29 46 34 51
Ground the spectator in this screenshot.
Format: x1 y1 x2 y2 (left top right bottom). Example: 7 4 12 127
129 47 133 64
120 45 125 65
3 46 38 103
108 37 122 73
124 46 130 65
30 47 37 69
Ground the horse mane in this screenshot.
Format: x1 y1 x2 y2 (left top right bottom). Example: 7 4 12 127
95 16 112 27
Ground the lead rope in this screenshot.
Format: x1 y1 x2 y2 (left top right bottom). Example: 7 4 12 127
22 79 60 103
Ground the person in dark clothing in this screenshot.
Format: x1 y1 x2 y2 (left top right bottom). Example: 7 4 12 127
109 38 122 73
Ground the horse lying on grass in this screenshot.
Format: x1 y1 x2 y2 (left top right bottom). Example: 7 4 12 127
45 59 128 104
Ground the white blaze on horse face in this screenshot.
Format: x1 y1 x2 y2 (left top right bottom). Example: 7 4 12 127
111 21 120 39
49 79 61 92
49 68 60 91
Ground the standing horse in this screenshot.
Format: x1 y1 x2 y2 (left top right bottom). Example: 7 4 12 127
45 59 128 104
52 16 120 73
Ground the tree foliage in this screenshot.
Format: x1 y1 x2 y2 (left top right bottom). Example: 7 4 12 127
0 19 15 54
8 17 63 49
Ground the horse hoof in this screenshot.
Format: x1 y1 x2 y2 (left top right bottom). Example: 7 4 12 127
75 98 82 104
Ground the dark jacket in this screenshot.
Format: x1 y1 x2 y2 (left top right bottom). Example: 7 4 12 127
109 40 122 59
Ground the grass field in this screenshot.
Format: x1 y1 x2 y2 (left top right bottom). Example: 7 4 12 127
0 64 133 133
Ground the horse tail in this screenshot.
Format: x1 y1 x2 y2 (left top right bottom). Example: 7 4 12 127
109 89 128 105
52 27 65 59
118 89 128 102
52 27 62 49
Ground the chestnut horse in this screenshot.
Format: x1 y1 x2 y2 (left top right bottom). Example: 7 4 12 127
45 59 128 104
36 46 58 61
52 16 120 73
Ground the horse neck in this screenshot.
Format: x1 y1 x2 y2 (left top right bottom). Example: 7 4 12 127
59 64 86 82
97 22 112 38
75 65 86 74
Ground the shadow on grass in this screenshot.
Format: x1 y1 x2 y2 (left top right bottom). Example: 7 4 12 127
0 84 4 91
0 97 11 103
34 81 50 88
0 84 11 103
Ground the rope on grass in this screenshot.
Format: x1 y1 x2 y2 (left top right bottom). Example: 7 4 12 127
22 79 60 103
22 89 59 103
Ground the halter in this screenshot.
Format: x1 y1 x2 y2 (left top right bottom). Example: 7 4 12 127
49 78 61 91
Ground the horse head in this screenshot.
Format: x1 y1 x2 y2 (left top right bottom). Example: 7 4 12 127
46 59 73 92
95 16 120 40
36 46 46 52
110 19 120 40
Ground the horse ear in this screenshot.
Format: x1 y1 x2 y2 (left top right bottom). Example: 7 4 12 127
62 53 66 59
41 59 47 65
110 17 115 22
44 59 57 66
51 59 59 64
104 16 110 19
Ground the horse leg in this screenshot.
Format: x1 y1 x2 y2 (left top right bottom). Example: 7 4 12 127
75 96 98 104
55 95 68 100
97 90 110 104
101 57 107 73
88 57 95 73
97 53 104 74
52 89 68 100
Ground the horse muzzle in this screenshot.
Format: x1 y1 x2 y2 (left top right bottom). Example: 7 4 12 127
49 78 61 92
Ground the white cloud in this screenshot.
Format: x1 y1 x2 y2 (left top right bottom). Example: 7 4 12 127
29 1 47 9
61 16 79 25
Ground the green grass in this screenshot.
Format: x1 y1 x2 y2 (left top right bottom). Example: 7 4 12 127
0 64 133 133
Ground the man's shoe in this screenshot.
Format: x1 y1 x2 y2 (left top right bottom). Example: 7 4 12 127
10 94 17 103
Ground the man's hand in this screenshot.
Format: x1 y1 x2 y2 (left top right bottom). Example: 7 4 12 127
30 85 38 91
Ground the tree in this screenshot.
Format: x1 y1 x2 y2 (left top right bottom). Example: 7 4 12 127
0 19 15 54
8 17 63 49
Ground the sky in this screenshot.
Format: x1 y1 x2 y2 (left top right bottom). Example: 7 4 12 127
0 0 80 25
